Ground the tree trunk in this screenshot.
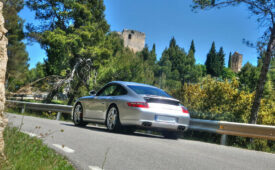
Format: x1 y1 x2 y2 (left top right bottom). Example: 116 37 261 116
0 1 8 157
249 24 275 124
67 81 82 105
44 60 80 103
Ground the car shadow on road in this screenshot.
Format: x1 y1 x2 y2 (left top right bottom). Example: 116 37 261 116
60 123 165 139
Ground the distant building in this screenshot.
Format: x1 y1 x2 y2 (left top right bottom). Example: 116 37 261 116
119 29 145 53
230 52 243 72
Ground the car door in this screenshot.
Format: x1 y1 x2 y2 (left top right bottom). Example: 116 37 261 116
86 84 117 121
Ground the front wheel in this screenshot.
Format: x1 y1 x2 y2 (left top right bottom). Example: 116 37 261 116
106 105 121 132
73 103 87 127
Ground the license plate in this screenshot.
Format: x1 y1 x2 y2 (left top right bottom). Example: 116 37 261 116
156 115 176 123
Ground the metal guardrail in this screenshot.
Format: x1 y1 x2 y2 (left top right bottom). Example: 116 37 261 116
5 100 275 144
189 118 275 144
6 100 72 121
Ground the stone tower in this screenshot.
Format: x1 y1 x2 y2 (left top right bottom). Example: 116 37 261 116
230 52 243 72
120 29 145 53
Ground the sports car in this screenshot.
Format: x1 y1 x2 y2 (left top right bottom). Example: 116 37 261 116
72 81 190 139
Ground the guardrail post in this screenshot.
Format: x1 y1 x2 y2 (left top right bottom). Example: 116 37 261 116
220 134 227 145
56 112 61 120
21 104 26 114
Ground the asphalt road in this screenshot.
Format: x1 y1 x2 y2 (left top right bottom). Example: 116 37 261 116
7 113 275 170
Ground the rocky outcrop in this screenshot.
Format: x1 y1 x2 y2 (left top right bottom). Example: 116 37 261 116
0 1 8 157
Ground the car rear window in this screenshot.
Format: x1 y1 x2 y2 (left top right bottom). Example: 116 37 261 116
128 85 171 97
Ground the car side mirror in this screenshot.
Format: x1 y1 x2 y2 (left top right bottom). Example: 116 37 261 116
89 90 96 96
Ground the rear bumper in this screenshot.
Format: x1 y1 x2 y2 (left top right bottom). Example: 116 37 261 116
138 120 189 132
119 103 190 131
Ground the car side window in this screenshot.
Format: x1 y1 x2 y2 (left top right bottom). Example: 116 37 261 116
97 85 117 96
97 84 127 96
112 85 127 96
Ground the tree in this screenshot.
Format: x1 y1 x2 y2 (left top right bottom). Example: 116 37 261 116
149 43 157 65
238 62 259 92
205 42 219 76
190 39 196 53
158 37 185 87
184 40 200 83
27 0 111 103
228 52 232 68
0 1 8 157
97 32 154 88
217 47 225 76
2 0 29 91
192 0 275 124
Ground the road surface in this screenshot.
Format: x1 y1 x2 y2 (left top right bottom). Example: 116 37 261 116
7 113 275 170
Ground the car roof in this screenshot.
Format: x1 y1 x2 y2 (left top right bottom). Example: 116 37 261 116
110 81 158 88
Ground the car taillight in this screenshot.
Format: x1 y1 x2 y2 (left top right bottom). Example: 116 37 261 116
127 102 149 108
182 107 189 114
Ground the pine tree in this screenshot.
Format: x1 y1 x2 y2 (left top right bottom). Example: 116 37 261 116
3 0 29 91
27 0 111 103
228 52 232 68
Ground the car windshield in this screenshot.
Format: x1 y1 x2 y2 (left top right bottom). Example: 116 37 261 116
128 85 171 98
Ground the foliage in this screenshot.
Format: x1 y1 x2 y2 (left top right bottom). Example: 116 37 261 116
1 126 74 169
2 0 29 92
238 62 260 92
228 52 232 68
27 62 46 83
222 67 236 79
156 38 201 91
205 42 225 77
96 32 155 90
171 76 274 125
192 0 275 125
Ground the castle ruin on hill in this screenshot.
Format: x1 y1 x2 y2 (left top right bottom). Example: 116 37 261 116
230 52 243 72
118 29 145 53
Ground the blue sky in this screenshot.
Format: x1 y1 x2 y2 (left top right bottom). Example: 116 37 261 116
19 0 265 69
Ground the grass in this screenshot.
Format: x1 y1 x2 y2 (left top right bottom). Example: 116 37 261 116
0 126 75 170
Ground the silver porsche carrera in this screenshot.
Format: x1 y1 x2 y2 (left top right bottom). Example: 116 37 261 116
72 81 190 139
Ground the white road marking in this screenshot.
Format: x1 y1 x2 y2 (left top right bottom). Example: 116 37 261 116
88 166 103 170
23 131 37 137
52 144 75 153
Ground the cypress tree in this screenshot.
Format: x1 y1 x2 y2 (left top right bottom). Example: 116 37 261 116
228 52 232 68
150 43 157 64
187 40 196 65
217 47 225 76
190 40 195 53
205 42 217 76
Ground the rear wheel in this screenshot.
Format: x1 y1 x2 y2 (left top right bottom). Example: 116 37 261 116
162 131 179 139
106 105 121 132
73 103 87 126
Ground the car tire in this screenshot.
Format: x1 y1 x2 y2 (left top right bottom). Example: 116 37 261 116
106 105 121 132
162 131 179 140
73 103 87 127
